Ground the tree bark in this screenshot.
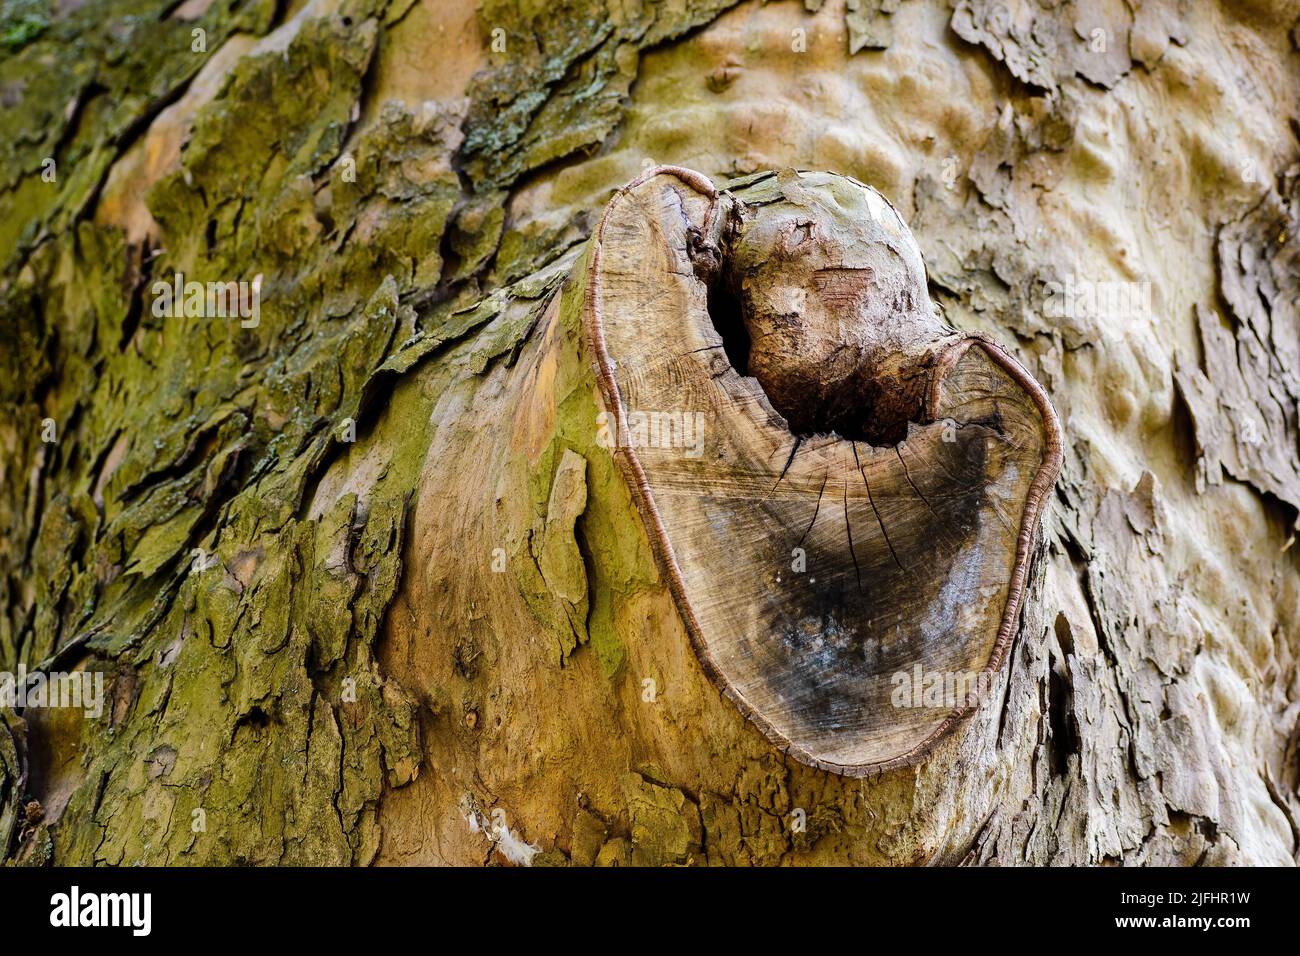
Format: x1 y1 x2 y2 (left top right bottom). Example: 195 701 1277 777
1 0 1298 866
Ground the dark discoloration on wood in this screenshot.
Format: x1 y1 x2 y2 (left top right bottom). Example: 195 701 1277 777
749 425 993 751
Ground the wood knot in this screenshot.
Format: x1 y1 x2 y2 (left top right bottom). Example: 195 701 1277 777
708 179 950 445
585 166 1063 774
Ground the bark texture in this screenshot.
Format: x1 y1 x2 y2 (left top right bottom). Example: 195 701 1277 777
1 0 1299 866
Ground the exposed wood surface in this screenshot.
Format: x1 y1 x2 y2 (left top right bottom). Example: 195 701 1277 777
587 167 1062 772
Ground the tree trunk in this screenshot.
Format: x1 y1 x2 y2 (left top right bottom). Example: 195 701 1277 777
2 0 1298 866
